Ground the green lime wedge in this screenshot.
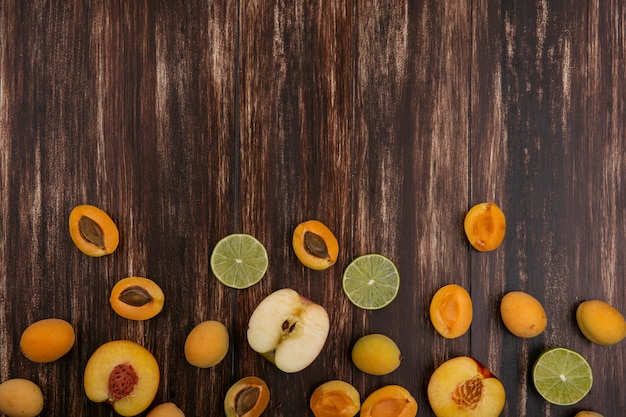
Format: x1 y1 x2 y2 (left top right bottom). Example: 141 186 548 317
210 234 268 289
342 254 399 310
532 347 593 406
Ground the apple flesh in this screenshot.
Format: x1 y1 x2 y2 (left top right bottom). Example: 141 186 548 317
247 288 330 373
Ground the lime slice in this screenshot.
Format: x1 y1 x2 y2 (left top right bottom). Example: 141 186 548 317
342 254 399 310
532 347 593 406
210 234 268 289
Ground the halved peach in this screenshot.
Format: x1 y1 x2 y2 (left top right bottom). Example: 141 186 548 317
428 356 505 417
84 340 160 416
292 220 339 270
109 277 165 321
464 202 506 251
360 385 417 417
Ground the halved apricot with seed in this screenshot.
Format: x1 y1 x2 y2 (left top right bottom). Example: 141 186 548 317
360 385 417 417
84 340 160 417
310 380 360 417
464 202 506 251
224 376 270 417
293 220 339 270
20 318 75 363
109 277 165 321
429 284 473 339
69 204 119 257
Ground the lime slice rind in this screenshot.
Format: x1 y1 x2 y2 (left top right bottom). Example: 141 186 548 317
532 347 593 406
342 254 400 310
210 234 268 289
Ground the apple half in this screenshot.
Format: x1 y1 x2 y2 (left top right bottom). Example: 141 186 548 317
247 288 330 373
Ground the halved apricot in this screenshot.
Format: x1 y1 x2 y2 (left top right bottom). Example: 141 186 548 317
464 202 506 251
360 385 417 417
69 204 119 257
224 376 270 417
310 380 360 417
109 277 165 321
429 284 473 339
293 220 339 270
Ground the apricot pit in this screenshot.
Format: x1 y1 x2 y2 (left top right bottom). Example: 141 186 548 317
110 277 165 321
69 204 119 256
310 380 360 417
360 385 417 417
429 284 473 339
224 376 270 417
464 202 506 251
293 220 339 270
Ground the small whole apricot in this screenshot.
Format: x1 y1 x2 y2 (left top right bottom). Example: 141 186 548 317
184 320 229 368
576 300 626 345
146 402 185 417
352 334 401 376
574 412 604 417
0 378 44 417
20 318 75 363
429 284 473 339
224 376 270 417
292 220 339 270
310 380 360 417
500 291 547 338
360 385 417 417
109 277 165 321
69 204 119 257
464 202 506 251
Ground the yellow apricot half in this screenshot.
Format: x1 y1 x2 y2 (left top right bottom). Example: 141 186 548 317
429 284 473 338
360 385 417 417
310 380 360 417
500 291 547 338
464 202 506 251
293 220 339 270
20 318 75 363
576 300 626 345
69 204 119 256
224 376 270 417
109 277 165 321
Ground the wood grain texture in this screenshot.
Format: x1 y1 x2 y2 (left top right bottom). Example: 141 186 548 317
1 1 624 416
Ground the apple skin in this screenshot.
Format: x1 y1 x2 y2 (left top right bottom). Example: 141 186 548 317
247 288 330 373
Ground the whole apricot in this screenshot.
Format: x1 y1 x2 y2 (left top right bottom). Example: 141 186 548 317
500 291 547 338
310 380 360 417
351 334 401 376
147 402 185 417
464 202 506 251
429 284 473 338
0 378 44 417
576 300 626 345
224 376 270 417
360 385 417 417
574 412 603 417
20 318 75 363
184 320 229 368
69 204 119 256
109 277 165 321
292 220 339 270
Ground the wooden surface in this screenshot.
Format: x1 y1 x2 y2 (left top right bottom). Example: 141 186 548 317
1 1 625 416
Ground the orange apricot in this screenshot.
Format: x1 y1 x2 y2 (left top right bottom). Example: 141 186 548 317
69 204 119 256
147 402 185 417
429 284 473 339
360 385 417 417
184 320 229 368
20 318 75 363
464 202 506 251
310 380 361 417
500 291 547 338
224 376 270 417
576 300 626 345
293 220 339 270
109 277 165 321
0 379 44 417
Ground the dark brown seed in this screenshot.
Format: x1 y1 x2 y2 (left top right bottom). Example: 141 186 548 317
79 216 105 249
235 386 260 416
304 231 329 259
119 286 153 307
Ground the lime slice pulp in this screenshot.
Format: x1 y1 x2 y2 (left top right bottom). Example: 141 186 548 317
532 347 593 406
342 254 399 310
210 234 268 289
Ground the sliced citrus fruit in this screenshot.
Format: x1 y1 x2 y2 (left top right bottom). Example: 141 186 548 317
210 234 268 289
532 347 593 406
342 254 399 310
